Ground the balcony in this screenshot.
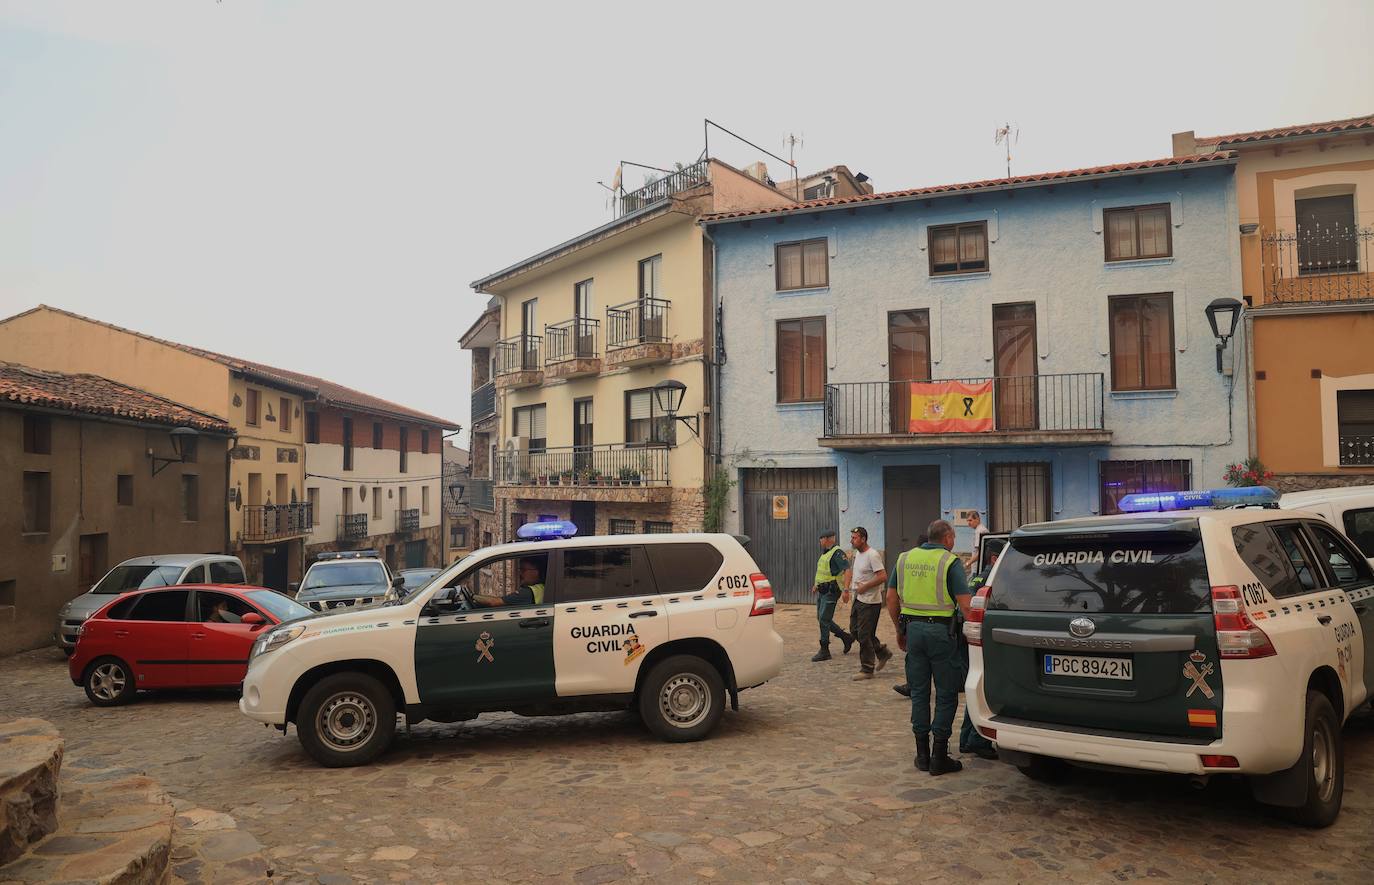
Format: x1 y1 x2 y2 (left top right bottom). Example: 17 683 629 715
241 503 313 543
822 373 1109 451
545 317 601 380
495 334 543 390
469 478 494 512
1261 225 1374 304
1340 435 1374 466
339 512 368 541
617 160 710 218
605 297 672 368
396 508 420 532
471 381 495 425
495 443 671 502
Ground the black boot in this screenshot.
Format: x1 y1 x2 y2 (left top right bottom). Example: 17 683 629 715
893 683 911 697
929 738 963 776
840 631 855 654
811 645 832 662
914 734 930 772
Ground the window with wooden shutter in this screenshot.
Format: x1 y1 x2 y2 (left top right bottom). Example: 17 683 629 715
513 405 547 452
775 239 829 290
1109 293 1175 391
624 389 670 445
1296 194 1357 275
776 317 827 403
928 222 989 275
1104 204 1172 261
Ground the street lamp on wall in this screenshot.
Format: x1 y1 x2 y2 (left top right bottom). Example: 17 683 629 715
150 427 199 476
653 379 700 441
1204 297 1244 373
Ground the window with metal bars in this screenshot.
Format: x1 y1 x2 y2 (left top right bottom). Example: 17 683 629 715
1099 459 1192 515
609 518 636 535
987 463 1052 532
643 521 673 534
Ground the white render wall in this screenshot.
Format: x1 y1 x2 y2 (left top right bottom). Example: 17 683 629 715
305 442 442 547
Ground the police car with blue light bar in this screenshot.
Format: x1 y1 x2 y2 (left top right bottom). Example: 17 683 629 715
240 524 784 767
964 488 1374 827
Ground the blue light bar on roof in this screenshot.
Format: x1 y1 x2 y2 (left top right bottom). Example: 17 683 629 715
1118 486 1278 513
516 520 579 541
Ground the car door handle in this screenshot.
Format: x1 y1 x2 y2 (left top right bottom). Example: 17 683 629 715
113 630 129 638
1317 615 1332 625
629 611 659 619
519 618 551 629
191 632 207 639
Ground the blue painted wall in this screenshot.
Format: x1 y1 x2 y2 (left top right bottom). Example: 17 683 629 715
708 163 1247 555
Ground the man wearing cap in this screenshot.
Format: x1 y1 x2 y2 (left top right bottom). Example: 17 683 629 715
810 530 854 662
887 519 972 775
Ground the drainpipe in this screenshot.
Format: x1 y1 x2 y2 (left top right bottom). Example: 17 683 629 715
224 433 237 555
701 224 723 468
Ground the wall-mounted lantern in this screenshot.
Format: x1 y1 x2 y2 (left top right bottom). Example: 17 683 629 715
150 427 199 476
653 379 699 441
1204 297 1244 373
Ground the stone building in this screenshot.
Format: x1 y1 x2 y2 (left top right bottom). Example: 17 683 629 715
0 361 232 655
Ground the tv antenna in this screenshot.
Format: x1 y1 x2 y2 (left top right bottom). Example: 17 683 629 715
784 132 805 166
994 122 1019 178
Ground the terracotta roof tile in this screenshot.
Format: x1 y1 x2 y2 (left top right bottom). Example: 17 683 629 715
703 152 1236 222
1194 113 1374 147
0 361 233 433
6 306 458 429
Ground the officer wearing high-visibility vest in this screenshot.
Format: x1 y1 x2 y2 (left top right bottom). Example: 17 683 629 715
810 530 855 662
885 519 972 776
476 558 546 607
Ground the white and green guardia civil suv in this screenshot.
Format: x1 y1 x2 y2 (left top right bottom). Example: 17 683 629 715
965 488 1374 828
240 524 784 767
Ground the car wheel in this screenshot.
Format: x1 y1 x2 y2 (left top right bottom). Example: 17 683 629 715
638 655 725 743
296 672 397 768
83 657 137 707
1017 755 1070 784
1283 690 1343 828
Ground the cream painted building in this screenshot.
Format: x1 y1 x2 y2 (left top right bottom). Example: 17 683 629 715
1174 114 1374 491
467 158 805 539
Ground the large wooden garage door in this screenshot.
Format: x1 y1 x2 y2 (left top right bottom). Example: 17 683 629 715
742 468 839 605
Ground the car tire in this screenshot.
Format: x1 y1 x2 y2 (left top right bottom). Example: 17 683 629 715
1283 690 1343 828
296 672 397 768
83 656 137 707
1016 755 1070 784
638 655 725 743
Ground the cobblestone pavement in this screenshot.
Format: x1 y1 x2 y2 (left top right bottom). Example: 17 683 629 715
4 604 1373 884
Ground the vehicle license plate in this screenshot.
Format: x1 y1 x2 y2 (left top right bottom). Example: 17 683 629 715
1043 654 1132 680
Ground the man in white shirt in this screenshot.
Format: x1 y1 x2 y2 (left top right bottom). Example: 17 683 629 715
967 511 989 566
845 527 892 681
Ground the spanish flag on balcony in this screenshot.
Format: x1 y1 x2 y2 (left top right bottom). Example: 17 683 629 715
909 380 994 433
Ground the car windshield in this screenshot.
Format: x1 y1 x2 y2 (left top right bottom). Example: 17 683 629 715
400 570 440 590
91 565 184 594
302 563 387 590
245 590 312 622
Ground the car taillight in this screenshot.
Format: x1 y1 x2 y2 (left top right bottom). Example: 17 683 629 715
963 586 991 647
748 573 774 617
1211 586 1276 658
977 726 997 741
1199 754 1239 768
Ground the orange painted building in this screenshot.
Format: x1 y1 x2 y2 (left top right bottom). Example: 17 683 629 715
1174 114 1374 490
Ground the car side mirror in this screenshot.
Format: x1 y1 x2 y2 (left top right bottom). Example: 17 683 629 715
287 582 300 595
391 575 406 589
241 612 266 628
423 586 459 615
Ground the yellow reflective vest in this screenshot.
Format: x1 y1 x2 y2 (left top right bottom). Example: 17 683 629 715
896 546 958 617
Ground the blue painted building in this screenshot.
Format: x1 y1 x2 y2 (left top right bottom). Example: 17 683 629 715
703 153 1248 602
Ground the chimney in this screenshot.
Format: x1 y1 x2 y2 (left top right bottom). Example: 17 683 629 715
743 161 769 183
1171 130 1199 157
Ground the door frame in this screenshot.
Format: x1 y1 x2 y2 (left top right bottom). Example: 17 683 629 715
992 301 1039 431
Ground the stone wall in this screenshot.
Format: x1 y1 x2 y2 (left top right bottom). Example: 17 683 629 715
1270 473 1374 494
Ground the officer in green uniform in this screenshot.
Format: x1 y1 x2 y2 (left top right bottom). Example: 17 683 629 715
885 519 972 775
475 558 545 607
957 552 997 759
811 530 855 662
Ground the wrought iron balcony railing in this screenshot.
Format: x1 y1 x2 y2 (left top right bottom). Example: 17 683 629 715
618 160 710 218
606 297 670 350
396 508 420 532
468 478 494 512
471 381 495 423
823 373 1105 438
496 443 669 487
1340 435 1374 466
495 334 542 375
545 317 600 363
1261 224 1374 303
339 512 368 541
242 503 313 542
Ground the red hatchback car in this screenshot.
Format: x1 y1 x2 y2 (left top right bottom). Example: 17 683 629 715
69 584 311 706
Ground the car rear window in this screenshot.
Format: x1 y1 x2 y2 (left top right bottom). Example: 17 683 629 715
990 535 1212 613
645 543 725 596
1342 508 1374 558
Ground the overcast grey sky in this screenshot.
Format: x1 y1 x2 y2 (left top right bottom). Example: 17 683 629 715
2 0 1371 444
